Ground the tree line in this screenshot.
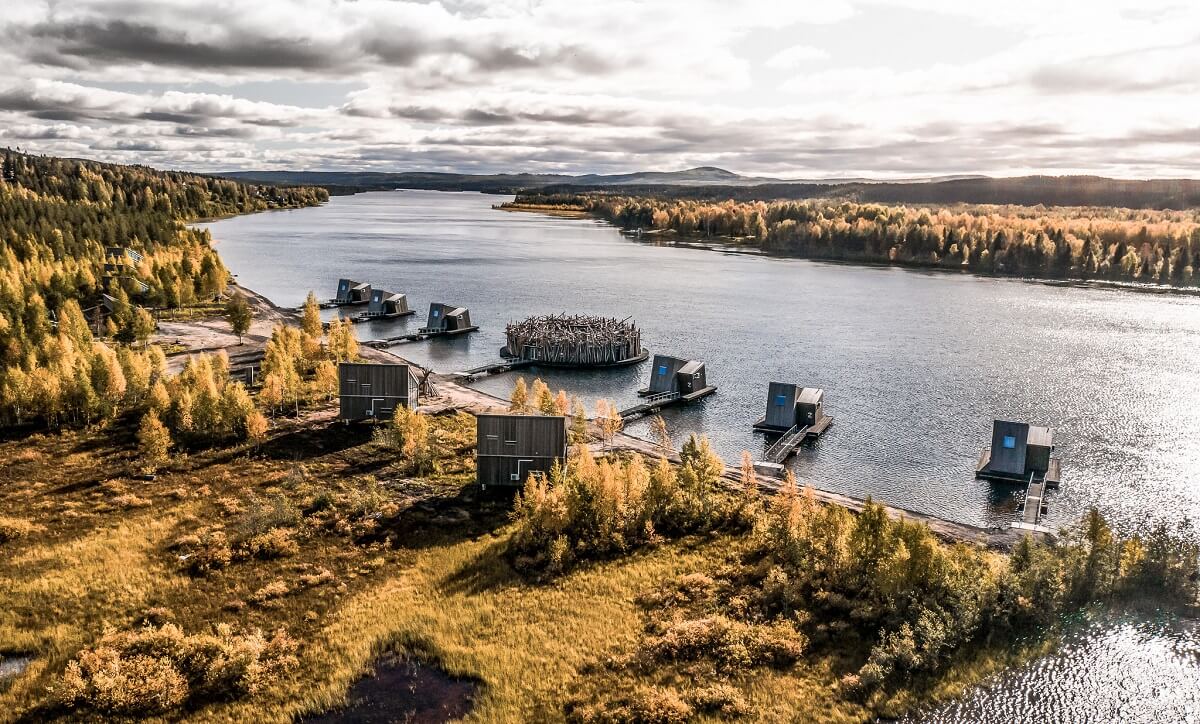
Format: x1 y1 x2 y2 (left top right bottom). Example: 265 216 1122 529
510 193 1200 285
0 150 327 429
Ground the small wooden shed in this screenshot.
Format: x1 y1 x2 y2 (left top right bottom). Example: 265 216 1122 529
335 279 372 305
641 355 709 397
423 303 472 333
754 382 827 432
977 419 1059 484
476 413 567 489
365 289 412 318
338 362 416 421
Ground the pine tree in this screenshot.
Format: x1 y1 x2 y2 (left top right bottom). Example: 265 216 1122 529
569 396 588 444
510 377 528 413
225 293 252 343
137 410 172 474
132 307 156 348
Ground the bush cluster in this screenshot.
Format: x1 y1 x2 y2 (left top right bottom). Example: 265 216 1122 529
509 435 743 574
54 622 299 716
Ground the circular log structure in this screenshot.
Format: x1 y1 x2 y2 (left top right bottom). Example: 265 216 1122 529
502 314 646 367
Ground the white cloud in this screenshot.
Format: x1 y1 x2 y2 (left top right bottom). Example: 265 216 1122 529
765 45 830 70
0 0 1197 177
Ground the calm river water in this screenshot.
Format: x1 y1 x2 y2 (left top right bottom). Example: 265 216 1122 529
203 191 1200 718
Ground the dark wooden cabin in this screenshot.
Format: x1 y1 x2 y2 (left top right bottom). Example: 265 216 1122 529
422 303 473 333
476 414 567 489
335 279 372 305
640 355 709 397
337 362 416 421
364 289 413 318
977 419 1059 485
754 383 829 433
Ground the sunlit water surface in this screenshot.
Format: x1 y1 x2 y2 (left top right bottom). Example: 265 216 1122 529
203 191 1200 719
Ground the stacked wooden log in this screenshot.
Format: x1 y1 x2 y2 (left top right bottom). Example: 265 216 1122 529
504 314 643 366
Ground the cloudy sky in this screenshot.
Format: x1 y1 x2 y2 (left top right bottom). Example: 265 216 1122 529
2 0 1198 178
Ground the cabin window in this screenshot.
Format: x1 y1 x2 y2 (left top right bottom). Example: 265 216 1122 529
658 365 667 375
432 309 440 317
505 439 517 445
486 434 499 441
775 394 788 406
1003 435 1017 449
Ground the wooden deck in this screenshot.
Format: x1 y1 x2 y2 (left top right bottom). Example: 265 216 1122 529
364 326 479 348
455 358 536 381
753 415 833 438
618 386 716 421
349 309 416 324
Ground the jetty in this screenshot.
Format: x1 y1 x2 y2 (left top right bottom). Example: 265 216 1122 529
456 358 536 381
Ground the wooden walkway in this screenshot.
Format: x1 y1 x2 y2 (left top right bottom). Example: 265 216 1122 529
456 358 535 381
618 386 716 421
1012 472 1054 534
763 423 811 464
364 326 479 349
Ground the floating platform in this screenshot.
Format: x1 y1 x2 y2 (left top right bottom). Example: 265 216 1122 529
365 326 479 348
753 415 833 437
456 358 536 381
755 416 834 467
975 447 1061 487
349 309 416 324
618 385 716 421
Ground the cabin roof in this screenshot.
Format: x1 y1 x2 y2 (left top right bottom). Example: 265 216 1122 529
351 282 370 291
677 360 704 375
797 387 823 405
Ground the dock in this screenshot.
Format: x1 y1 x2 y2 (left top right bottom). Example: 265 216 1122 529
1012 472 1054 535
756 416 833 464
364 325 479 348
456 358 536 381
349 309 416 324
618 386 716 421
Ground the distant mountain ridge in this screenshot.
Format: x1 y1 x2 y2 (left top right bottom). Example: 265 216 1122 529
211 167 1200 209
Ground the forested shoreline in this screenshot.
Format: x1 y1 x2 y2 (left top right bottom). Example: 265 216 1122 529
0 149 328 428
507 193 1200 286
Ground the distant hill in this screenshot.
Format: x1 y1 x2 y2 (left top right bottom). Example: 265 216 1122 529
213 168 1200 209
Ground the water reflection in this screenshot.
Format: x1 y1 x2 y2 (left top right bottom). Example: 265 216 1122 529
907 611 1200 723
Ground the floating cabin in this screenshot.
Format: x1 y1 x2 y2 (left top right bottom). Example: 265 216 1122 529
976 419 1061 486
358 289 413 320
337 362 417 422
753 383 832 435
618 355 717 421
420 303 474 334
476 413 568 490
501 314 647 367
334 278 372 306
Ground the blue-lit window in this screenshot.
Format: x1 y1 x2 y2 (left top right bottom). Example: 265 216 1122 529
775 394 788 406
432 309 440 317
1003 435 1016 449
658 365 667 375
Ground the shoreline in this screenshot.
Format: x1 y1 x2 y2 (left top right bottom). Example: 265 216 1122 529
198 276 1025 550
503 200 1200 299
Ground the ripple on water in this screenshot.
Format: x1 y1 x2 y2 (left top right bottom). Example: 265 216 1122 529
906 611 1200 723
